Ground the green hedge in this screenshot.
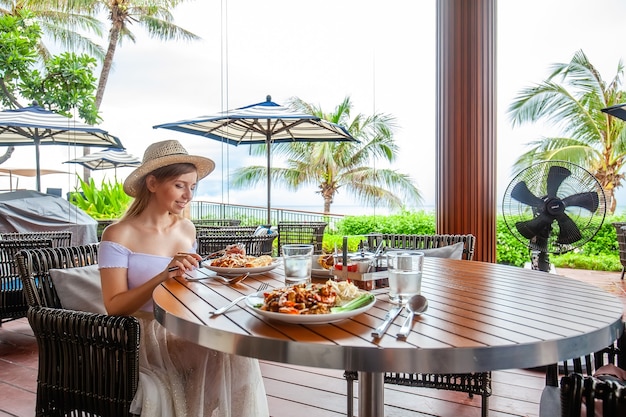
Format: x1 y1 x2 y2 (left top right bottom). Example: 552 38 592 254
326 211 625 271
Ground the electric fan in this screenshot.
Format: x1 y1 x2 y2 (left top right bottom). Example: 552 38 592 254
502 161 606 272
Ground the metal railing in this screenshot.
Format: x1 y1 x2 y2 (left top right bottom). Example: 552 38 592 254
189 201 343 232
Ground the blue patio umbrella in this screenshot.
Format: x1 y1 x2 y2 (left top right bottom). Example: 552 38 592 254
154 95 357 223
0 105 123 191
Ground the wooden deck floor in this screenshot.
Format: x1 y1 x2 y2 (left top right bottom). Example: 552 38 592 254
1 267 624 417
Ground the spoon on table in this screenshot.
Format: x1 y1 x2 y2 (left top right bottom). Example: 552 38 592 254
212 272 249 285
396 294 429 339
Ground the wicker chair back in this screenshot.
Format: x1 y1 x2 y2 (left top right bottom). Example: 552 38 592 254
277 221 327 255
0 238 53 323
1 231 72 247
198 234 277 257
366 233 476 260
560 373 626 417
15 244 140 417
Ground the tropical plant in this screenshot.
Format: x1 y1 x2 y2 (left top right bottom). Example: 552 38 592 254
507 49 626 214
0 12 100 120
0 0 104 61
68 176 131 219
230 96 422 214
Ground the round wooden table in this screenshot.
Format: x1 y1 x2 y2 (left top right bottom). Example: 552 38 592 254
153 258 624 417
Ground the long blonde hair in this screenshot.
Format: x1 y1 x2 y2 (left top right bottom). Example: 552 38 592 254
122 163 197 219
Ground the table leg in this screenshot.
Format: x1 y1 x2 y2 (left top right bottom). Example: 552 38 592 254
358 371 384 417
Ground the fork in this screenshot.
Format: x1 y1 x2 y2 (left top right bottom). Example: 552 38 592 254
168 254 211 273
209 282 270 316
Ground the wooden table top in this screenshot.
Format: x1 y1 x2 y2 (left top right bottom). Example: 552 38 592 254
153 258 624 374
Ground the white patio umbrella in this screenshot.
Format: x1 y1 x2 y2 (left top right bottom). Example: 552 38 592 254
0 105 123 191
154 95 357 223
0 168 67 191
64 148 140 179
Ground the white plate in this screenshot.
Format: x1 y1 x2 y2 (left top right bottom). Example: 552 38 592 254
245 290 376 324
311 254 333 278
311 267 333 278
205 260 280 276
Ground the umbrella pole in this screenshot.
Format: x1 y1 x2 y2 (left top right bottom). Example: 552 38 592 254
35 138 41 192
266 136 271 225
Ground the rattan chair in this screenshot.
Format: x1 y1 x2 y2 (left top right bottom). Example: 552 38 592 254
196 225 258 237
96 220 115 240
277 221 327 255
15 244 140 417
1 231 72 247
366 233 476 260
193 219 242 226
539 325 626 417
198 233 277 257
0 238 53 324
345 234 489 417
560 373 626 417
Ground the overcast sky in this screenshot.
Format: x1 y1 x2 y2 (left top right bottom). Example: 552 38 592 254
4 0 626 215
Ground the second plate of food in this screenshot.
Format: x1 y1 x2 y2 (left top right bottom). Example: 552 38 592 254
206 260 280 276
311 254 334 278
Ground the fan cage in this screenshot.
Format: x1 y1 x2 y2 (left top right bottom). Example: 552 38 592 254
502 161 606 255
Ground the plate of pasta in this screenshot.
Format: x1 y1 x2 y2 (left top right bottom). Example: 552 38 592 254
206 254 280 276
245 280 376 324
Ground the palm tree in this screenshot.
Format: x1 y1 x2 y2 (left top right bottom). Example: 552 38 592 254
60 0 200 109
231 96 422 214
51 0 200 181
508 49 626 214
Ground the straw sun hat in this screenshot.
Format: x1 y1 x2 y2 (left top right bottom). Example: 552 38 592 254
123 140 215 197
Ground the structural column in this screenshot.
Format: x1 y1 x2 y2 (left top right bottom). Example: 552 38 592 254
436 0 497 262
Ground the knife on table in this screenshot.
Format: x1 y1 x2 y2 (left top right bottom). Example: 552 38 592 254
371 305 403 338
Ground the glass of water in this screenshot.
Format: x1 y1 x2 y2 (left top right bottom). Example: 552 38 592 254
282 244 314 285
386 251 424 304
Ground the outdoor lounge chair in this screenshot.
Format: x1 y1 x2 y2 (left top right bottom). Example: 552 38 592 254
15 244 140 417
344 233 490 417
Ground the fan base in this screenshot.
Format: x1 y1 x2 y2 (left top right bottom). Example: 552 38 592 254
524 262 556 274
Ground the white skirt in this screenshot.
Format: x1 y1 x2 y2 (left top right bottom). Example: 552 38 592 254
130 314 269 417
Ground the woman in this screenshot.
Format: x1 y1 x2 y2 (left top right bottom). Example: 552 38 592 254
98 140 269 416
